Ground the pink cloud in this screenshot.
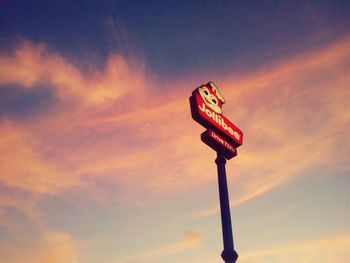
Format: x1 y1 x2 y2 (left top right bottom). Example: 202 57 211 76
0 35 349 224
0 32 350 263
0 230 78 263
239 232 350 263
116 231 201 263
0 41 146 106
192 35 350 217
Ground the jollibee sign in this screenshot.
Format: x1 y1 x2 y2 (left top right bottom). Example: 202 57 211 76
189 82 243 149
190 81 242 261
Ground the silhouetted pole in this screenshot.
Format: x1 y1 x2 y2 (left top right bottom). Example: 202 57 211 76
215 152 239 263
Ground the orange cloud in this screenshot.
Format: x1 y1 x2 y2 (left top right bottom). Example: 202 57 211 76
116 231 201 263
0 230 78 263
0 35 349 223
224 35 350 201
0 120 82 195
0 33 350 263
191 35 350 217
0 41 146 106
239 233 350 263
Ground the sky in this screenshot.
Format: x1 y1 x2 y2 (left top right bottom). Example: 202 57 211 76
0 1 350 263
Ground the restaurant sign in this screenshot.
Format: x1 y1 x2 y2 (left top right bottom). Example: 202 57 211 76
189 82 243 151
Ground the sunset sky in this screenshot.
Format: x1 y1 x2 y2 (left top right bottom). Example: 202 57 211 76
1 1 350 262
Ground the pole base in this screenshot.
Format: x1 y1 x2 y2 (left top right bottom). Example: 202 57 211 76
221 249 238 263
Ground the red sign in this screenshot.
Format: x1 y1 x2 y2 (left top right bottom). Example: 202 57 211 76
201 129 237 160
190 82 243 148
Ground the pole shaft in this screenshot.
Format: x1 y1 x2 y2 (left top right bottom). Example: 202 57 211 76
215 153 238 263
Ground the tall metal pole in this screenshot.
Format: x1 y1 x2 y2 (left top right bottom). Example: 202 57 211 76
215 152 239 263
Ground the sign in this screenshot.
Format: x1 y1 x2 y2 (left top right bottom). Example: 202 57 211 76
201 129 237 160
189 81 243 148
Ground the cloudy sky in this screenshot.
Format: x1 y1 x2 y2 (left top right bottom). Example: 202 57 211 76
1 1 350 262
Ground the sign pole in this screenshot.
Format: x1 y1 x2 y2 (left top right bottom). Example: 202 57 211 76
215 152 238 263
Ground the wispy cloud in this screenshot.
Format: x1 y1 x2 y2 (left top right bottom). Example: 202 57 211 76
239 233 350 263
192 35 350 217
227 34 350 200
0 40 146 106
116 231 201 263
0 35 349 227
0 230 78 263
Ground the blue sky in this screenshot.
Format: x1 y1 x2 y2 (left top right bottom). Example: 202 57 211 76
2 0 349 76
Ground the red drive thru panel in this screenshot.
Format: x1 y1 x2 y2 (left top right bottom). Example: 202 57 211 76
201 129 237 160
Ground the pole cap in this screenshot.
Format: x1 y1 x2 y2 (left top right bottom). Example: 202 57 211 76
221 249 238 262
